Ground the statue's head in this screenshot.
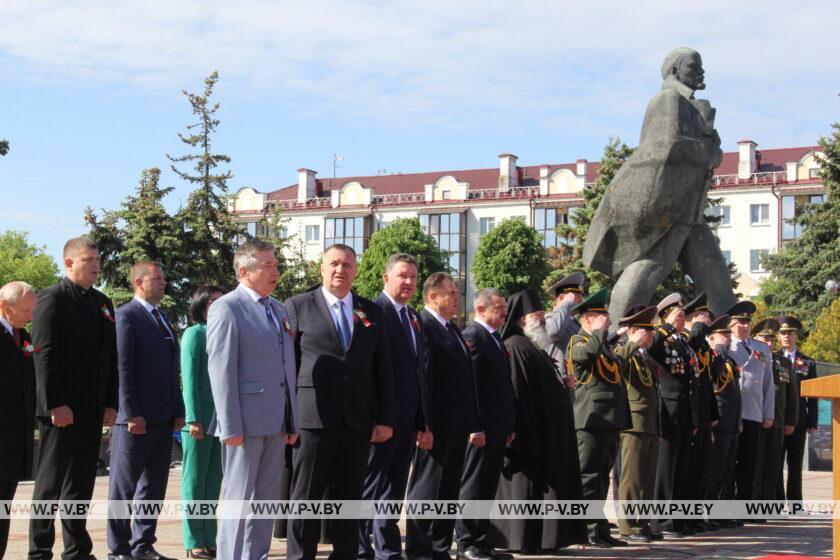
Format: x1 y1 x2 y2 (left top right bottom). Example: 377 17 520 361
661 48 705 91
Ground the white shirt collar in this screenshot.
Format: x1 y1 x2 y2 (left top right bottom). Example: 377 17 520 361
0 315 13 337
238 283 264 303
133 295 157 314
474 317 497 335
321 286 353 309
383 291 407 314
785 347 797 358
423 305 449 328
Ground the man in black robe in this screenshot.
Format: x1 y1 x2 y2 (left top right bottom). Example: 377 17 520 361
490 289 587 552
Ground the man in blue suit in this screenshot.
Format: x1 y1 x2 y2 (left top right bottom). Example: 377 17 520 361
359 253 431 560
207 239 299 560
107 262 185 560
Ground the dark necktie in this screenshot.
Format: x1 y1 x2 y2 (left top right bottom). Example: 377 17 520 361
491 330 504 352
150 308 175 347
447 322 467 356
259 297 285 351
399 307 416 355
13 327 21 348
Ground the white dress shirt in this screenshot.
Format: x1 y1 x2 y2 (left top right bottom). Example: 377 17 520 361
322 286 354 338
384 291 416 350
0 315 13 338
239 283 282 333
134 295 174 339
474 317 501 349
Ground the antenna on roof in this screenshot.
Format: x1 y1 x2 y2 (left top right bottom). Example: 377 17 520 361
331 153 344 189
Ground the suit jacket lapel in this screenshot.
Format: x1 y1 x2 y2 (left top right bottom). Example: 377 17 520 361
379 293 414 356
133 299 166 342
312 289 342 351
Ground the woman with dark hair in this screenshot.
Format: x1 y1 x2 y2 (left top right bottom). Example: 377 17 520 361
181 285 224 559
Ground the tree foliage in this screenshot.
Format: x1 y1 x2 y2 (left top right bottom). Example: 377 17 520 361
0 139 9 156
355 218 448 309
802 297 840 363
257 204 321 301
168 71 243 301
473 217 549 297
761 121 840 331
85 168 185 319
0 230 59 289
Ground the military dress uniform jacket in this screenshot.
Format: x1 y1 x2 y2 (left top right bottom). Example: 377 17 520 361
613 342 660 436
545 302 580 376
568 329 631 431
787 351 818 430
649 323 695 429
710 349 741 433
686 328 720 428
771 351 799 429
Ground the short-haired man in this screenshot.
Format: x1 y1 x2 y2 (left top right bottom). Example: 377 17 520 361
359 253 431 560
456 288 515 560
29 237 119 560
106 262 185 560
544 272 585 387
207 239 299 560
406 272 480 560
0 281 37 558
776 315 817 502
724 301 774 507
285 243 394 560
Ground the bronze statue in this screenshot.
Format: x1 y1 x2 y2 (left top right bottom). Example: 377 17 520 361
583 47 736 322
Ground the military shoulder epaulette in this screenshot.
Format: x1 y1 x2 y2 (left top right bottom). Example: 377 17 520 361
656 326 670 336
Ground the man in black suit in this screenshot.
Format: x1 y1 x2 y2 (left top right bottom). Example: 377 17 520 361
406 272 481 560
29 237 119 560
359 253 431 560
456 288 515 560
0 281 37 558
107 262 185 560
286 243 395 560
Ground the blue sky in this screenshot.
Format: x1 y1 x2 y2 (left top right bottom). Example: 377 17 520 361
1 0 838 267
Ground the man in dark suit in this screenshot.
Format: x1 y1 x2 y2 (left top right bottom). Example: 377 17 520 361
456 288 515 560
359 253 431 560
29 237 119 560
0 281 37 558
406 272 481 560
286 243 395 560
106 262 185 560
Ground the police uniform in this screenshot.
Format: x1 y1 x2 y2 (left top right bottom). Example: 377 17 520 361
612 306 661 542
775 316 818 502
702 315 742 529
567 288 631 548
544 272 585 382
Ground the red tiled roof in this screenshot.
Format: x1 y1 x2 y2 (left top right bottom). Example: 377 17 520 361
266 145 819 201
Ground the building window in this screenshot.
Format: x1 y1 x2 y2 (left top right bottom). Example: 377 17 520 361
721 250 732 264
809 167 820 179
705 205 730 226
441 190 451 200
750 249 769 272
782 194 826 242
479 217 496 236
534 207 575 247
420 212 466 317
750 204 769 225
305 225 320 243
325 216 369 254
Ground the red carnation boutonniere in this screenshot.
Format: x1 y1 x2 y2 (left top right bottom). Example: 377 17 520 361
752 350 764 362
411 318 422 333
464 339 475 351
101 305 114 323
283 319 295 337
689 355 696 366
22 341 40 357
795 357 805 366
353 308 372 328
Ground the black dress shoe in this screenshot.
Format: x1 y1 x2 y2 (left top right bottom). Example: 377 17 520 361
717 519 738 529
689 521 707 533
647 531 664 541
109 555 132 560
602 534 628 547
586 536 612 548
458 546 493 560
624 533 652 543
133 550 177 560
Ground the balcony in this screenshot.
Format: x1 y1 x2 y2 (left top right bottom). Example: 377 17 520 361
466 186 541 200
274 197 333 210
371 192 426 205
711 170 788 187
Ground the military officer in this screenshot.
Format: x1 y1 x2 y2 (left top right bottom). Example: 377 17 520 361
544 271 585 387
612 305 662 543
683 292 720 533
649 293 696 537
751 319 798 502
568 288 633 548
776 316 818 502
725 300 774 507
703 315 741 529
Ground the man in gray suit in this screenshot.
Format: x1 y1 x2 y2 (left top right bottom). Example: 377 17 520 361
544 271 585 384
207 239 299 560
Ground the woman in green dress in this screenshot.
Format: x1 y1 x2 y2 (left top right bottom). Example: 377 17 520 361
181 285 224 559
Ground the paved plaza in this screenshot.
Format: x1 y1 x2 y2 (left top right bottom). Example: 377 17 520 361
5 470 832 559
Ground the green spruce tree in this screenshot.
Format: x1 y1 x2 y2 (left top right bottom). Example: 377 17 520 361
168 71 243 299
0 139 9 156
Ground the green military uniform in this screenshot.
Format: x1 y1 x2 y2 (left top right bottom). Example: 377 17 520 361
752 319 799 500
568 288 632 546
180 323 224 551
612 306 661 540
